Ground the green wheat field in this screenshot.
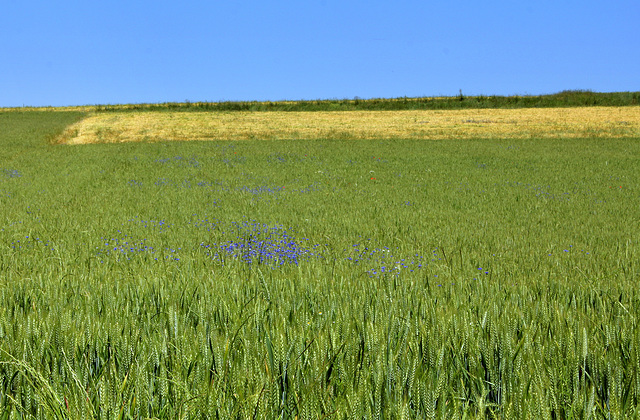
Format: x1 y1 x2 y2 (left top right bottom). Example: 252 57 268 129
1 95 640 419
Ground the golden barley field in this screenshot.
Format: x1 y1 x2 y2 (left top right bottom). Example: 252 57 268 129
58 106 639 144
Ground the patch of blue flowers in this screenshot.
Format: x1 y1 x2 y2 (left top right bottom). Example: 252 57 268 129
292 183 322 194
500 181 572 201
238 185 285 195
126 217 172 232
0 221 23 232
187 216 218 232
220 155 247 167
2 169 22 178
473 267 491 280
95 218 180 263
200 221 320 267
267 154 288 163
155 156 200 168
546 244 591 257
97 236 157 262
346 243 427 277
10 235 55 252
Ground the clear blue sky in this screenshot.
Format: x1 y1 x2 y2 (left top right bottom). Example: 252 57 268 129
1 0 638 107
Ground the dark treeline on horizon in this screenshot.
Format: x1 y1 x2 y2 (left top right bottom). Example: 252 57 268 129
89 90 640 113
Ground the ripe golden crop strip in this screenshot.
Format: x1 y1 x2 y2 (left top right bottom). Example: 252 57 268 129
62 107 640 144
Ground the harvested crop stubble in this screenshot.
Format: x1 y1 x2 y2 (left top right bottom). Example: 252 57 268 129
61 106 640 144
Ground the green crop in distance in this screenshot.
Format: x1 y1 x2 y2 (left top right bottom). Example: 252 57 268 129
0 110 639 418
